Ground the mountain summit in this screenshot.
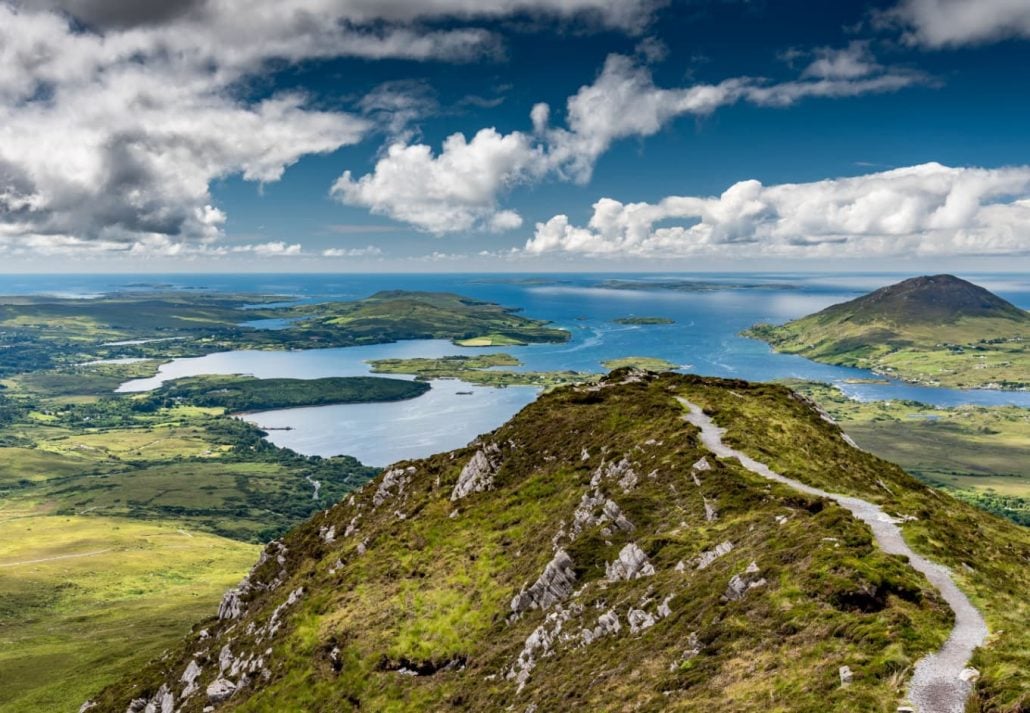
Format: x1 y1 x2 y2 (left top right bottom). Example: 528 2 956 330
86 372 1029 712
811 275 1027 327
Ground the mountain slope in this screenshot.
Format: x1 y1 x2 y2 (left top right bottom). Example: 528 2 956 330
745 275 1029 389
87 373 1030 712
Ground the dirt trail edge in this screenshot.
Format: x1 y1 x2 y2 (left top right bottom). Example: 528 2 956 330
678 398 988 713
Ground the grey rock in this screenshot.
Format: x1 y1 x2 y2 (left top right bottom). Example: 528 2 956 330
219 645 234 673
451 444 501 500
374 466 416 508
206 677 236 703
703 497 718 522
695 541 734 570
78 702 96 713
723 561 766 601
218 580 250 620
581 609 620 645
511 550 577 613
839 665 853 687
605 543 655 581
628 607 657 633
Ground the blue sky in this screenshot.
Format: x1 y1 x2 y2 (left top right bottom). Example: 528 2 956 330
1 0 1029 271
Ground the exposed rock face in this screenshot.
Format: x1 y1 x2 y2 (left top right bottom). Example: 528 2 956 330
695 541 734 570
511 550 577 614
627 608 656 633
452 444 501 500
374 466 416 508
507 604 579 693
839 665 853 687
569 488 633 540
580 610 620 645
605 543 655 581
703 497 718 522
723 561 767 601
218 582 249 621
180 659 202 699
206 677 236 703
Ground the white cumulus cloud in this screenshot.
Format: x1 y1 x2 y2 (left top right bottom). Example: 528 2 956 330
334 51 928 233
524 163 1030 259
881 0 1030 47
0 0 657 257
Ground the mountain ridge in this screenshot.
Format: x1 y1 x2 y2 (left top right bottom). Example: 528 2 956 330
86 372 1030 712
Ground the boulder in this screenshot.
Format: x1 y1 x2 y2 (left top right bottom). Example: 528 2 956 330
606 543 655 581
451 444 501 500
511 550 577 613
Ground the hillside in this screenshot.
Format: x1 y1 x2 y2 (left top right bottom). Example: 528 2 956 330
86 372 1030 712
745 275 1029 389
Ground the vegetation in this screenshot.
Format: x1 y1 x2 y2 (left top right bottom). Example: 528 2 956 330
602 356 679 371
0 290 571 377
612 316 676 325
787 381 1030 525
368 353 598 389
745 275 1030 390
0 515 258 713
88 373 1030 712
145 375 429 412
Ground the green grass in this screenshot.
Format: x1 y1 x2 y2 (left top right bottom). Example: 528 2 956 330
787 381 1030 525
0 513 258 713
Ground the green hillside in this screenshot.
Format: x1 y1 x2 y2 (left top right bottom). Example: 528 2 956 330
745 275 1029 389
87 372 1030 712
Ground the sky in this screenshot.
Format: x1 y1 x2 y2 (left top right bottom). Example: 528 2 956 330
1 0 1029 272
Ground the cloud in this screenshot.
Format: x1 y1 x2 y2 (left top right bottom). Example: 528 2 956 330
524 163 1030 258
322 245 383 257
331 128 542 233
880 0 1030 47
233 241 303 257
0 0 655 258
335 51 929 233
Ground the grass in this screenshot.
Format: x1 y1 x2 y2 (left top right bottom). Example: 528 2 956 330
0 513 258 713
788 381 1030 525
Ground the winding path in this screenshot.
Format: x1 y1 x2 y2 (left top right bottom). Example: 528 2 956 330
678 398 988 713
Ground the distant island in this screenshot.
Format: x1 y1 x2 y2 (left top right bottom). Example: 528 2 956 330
612 316 676 325
745 275 1029 390
598 279 795 293
602 356 679 371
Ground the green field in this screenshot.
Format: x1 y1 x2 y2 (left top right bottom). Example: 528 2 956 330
791 381 1030 525
0 513 258 713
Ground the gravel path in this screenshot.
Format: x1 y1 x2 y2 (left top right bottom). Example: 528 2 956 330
679 398 988 713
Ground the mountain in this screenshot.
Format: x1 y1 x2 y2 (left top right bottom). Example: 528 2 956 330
745 275 1029 390
85 372 1029 713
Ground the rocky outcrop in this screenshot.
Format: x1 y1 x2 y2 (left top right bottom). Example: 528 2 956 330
723 561 766 601
374 466 416 508
580 610 620 645
452 444 501 500
605 543 655 581
206 677 236 703
695 540 734 570
511 550 577 614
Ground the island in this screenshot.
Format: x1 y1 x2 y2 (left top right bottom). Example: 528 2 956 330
368 353 596 389
601 356 679 371
744 274 1029 390
612 316 676 325
142 375 430 412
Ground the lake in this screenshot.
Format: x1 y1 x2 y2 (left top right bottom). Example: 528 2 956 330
5 272 1028 466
